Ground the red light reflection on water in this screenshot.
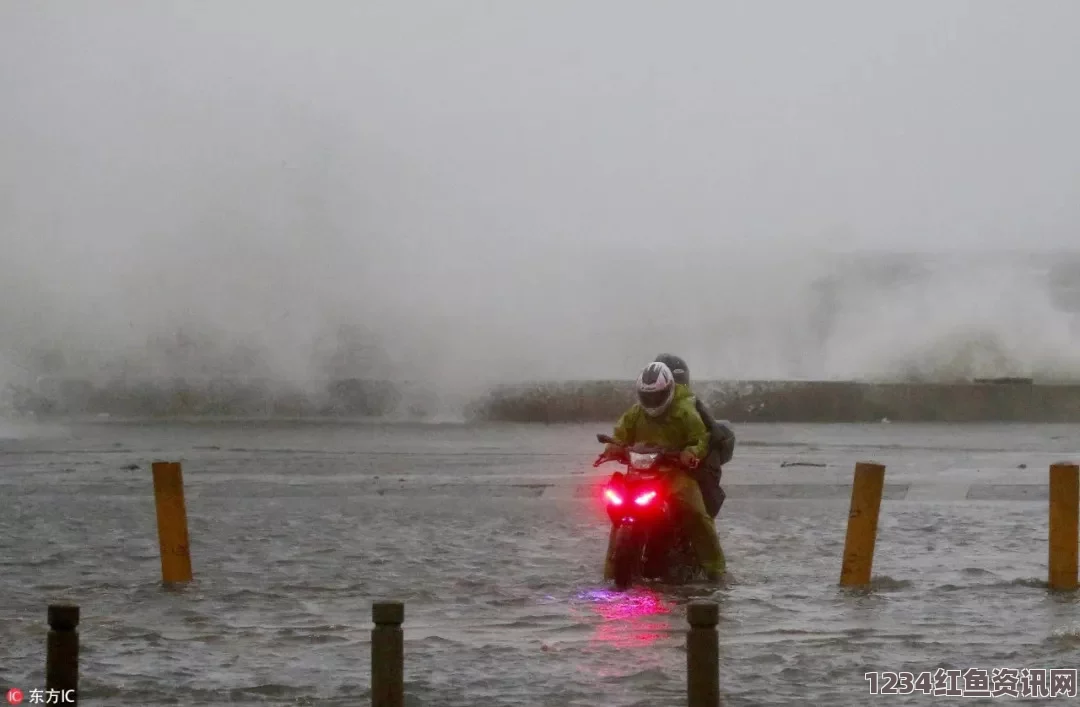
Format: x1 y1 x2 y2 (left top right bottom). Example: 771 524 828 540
579 588 675 649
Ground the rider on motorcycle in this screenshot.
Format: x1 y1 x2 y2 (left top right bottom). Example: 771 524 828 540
653 353 733 515
600 361 726 581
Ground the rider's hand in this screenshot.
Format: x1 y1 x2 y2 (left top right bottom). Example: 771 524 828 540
679 450 700 469
594 442 622 467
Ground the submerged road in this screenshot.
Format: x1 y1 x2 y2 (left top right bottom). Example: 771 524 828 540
1 420 1078 705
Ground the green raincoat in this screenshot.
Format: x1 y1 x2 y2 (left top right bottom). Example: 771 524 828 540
610 383 710 460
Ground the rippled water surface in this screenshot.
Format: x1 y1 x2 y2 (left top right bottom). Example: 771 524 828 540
2 420 1080 705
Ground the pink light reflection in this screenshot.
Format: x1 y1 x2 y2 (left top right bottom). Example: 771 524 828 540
581 588 675 649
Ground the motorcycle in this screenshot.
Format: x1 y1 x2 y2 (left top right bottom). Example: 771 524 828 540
594 433 709 590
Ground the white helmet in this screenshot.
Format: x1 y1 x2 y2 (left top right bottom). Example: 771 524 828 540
636 361 676 418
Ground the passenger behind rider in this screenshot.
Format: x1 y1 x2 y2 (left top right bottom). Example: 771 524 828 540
599 361 726 581
653 353 712 426
653 353 730 514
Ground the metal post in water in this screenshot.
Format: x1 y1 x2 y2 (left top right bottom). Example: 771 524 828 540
46 603 79 706
839 461 886 587
371 600 404 707
152 461 193 584
1048 462 1079 591
687 600 719 707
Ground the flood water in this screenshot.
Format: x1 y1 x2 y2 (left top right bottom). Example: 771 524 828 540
2 420 1079 705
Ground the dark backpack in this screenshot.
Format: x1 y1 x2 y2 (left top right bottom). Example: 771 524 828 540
694 397 735 466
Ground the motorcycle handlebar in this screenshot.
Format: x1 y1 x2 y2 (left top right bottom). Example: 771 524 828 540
593 433 697 469
596 432 682 456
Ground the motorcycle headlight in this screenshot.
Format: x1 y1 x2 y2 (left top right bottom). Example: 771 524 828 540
628 451 659 469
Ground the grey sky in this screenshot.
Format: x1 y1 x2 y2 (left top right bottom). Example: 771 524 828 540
2 1 1079 389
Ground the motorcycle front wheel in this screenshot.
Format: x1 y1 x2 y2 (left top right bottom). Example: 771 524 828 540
612 525 641 590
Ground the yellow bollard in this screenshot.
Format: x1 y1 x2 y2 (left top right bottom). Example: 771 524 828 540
839 461 886 587
686 601 720 707
1048 462 1079 591
371 601 404 707
152 461 193 584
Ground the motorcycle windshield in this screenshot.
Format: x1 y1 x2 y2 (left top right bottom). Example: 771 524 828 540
628 451 660 469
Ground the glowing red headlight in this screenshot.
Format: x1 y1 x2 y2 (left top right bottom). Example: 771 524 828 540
634 490 657 506
604 488 624 506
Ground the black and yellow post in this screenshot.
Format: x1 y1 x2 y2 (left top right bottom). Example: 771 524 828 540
1048 462 1079 591
152 461 193 584
840 461 886 587
687 600 720 707
46 603 79 705
371 601 404 707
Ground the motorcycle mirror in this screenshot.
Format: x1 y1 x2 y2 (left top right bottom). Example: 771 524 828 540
596 433 614 444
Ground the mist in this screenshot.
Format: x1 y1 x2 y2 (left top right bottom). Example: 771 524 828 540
3 1 1080 409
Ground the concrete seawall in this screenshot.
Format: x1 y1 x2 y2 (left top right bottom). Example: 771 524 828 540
471 378 1080 423
2 377 405 419
6 376 1080 422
